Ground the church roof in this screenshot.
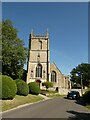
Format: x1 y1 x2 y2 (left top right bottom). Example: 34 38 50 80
51 61 63 75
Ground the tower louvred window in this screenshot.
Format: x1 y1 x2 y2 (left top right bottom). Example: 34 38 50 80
39 41 42 49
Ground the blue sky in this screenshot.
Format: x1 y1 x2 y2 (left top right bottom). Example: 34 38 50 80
2 2 88 75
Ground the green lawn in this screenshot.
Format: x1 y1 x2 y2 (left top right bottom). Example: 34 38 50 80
1 94 44 111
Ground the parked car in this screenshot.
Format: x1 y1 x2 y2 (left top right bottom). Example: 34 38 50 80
67 91 80 100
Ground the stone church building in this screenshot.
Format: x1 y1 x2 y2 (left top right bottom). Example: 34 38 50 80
26 31 70 90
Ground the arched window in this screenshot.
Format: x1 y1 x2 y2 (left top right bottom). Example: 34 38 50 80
51 71 56 82
36 64 42 78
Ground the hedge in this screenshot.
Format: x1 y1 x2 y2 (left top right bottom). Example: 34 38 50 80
15 79 29 96
0 75 2 99
28 82 41 95
1 75 17 99
42 81 53 90
83 89 90 104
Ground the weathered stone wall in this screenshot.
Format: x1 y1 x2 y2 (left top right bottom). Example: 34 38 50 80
59 88 69 95
30 51 48 62
31 39 48 50
26 33 50 83
58 88 86 96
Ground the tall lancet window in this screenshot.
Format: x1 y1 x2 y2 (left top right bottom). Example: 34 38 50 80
36 64 42 78
39 41 42 49
51 71 56 82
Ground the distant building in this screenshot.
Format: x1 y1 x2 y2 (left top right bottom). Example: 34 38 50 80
26 31 70 90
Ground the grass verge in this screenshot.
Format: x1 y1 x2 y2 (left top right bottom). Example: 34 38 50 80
1 94 44 112
41 90 58 94
41 90 66 98
86 104 90 109
47 93 66 98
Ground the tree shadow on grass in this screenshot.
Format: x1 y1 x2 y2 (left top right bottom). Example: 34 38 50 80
67 110 90 120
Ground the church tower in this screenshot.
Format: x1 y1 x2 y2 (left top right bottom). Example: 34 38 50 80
26 31 50 83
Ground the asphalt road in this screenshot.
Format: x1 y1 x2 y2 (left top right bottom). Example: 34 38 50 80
2 97 90 119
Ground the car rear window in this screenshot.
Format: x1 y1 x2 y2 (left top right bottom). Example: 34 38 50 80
70 91 78 94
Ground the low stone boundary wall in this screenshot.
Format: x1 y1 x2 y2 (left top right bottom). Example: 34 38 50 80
58 88 87 96
41 86 87 96
59 88 69 95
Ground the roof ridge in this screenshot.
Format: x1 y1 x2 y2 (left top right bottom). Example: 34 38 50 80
51 61 63 75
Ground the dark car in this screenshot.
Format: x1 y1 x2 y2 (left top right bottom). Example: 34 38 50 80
67 91 80 100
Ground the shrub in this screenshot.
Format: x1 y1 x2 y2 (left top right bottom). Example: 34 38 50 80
1 75 17 99
42 81 53 90
28 82 41 95
0 75 2 99
83 89 90 104
15 79 29 96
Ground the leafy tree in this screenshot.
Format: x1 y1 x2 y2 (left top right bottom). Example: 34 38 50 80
21 69 27 82
70 63 90 87
2 19 28 79
83 89 90 103
0 22 2 73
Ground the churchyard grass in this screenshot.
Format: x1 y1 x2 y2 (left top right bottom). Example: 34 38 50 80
1 94 44 111
86 105 90 109
47 93 66 98
41 90 66 98
41 90 58 94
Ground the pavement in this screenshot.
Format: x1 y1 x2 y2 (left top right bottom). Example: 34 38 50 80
1 94 50 114
2 97 90 119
